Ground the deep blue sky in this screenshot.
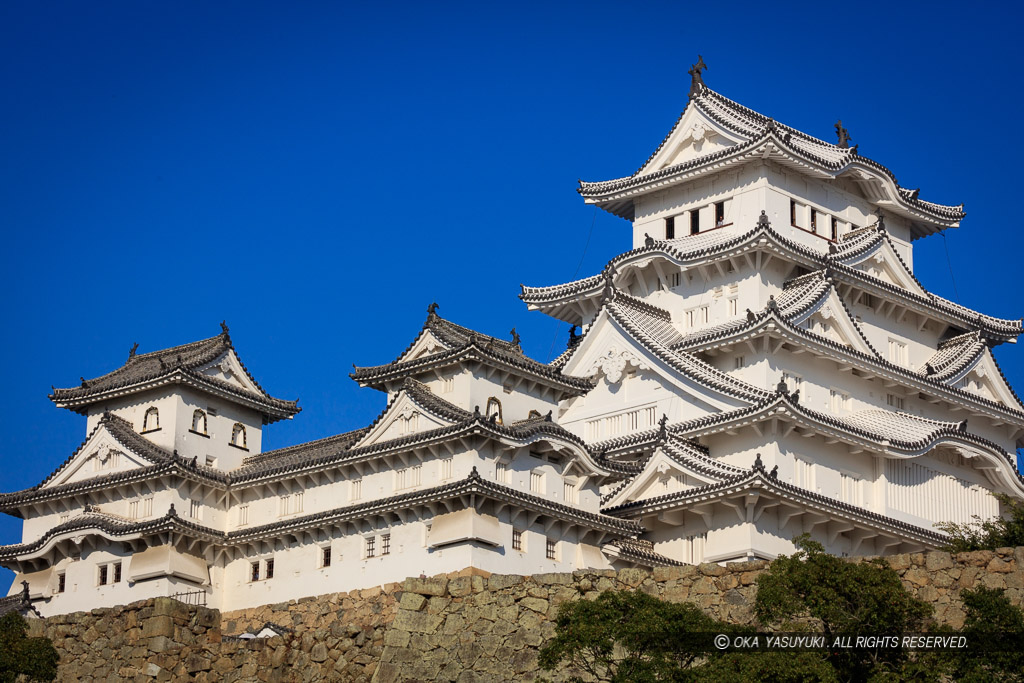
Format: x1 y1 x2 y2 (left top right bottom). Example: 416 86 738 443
2 2 1022 590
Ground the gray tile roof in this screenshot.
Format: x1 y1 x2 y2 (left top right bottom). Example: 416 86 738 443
578 88 964 233
605 538 684 568
50 327 299 422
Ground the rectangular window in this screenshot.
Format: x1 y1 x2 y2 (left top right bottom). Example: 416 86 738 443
128 501 139 519
670 272 681 288
238 504 249 526
888 339 908 366
60 513 70 524
382 533 391 556
530 471 544 493
715 201 725 226
250 561 260 582
790 199 797 226
365 537 376 558
841 473 864 506
728 298 738 316
265 559 274 580
113 562 122 584
700 306 709 324
512 528 523 551
782 372 803 394
685 309 695 328
411 465 422 487
563 481 578 505
546 538 557 560
57 572 66 593
351 479 362 501
441 457 453 480
294 491 303 513
496 462 509 484
810 208 817 233
735 356 745 370
665 215 675 240
830 389 851 414
279 495 290 517
831 216 839 240
143 497 153 517
98 565 108 586
441 377 454 393
321 546 332 568
887 393 905 410
795 458 816 491
690 210 700 235
190 499 201 520
396 468 407 490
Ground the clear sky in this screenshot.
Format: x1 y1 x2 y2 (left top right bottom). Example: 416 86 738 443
2 1 1022 590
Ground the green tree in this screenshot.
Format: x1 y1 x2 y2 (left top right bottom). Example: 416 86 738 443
0 611 59 683
754 535 935 681
935 493 1024 552
945 586 1024 682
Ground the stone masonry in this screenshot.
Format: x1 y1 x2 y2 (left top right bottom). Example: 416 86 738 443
21 547 1024 682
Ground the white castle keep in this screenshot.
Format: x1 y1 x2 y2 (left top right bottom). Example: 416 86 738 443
4 63 1023 616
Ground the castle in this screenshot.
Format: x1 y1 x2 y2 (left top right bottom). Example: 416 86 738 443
4 63 1022 616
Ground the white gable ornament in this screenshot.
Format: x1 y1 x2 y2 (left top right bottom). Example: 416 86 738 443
590 346 647 385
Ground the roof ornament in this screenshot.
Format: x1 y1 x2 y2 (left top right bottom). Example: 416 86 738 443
776 379 790 398
644 233 655 247
510 327 521 348
908 188 920 200
757 210 771 228
427 302 439 318
568 324 579 347
770 465 779 479
473 405 481 419
746 309 756 323
874 208 886 230
767 295 778 312
168 503 177 517
220 320 230 335
20 580 30 605
128 342 139 360
688 55 708 99
545 410 553 422
765 118 777 133
658 414 669 437
790 389 800 404
80 377 88 388
753 453 764 471
834 120 852 149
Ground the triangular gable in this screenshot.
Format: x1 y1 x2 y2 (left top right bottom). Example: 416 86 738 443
195 349 264 394
603 447 723 508
351 388 460 449
561 309 751 423
392 329 451 365
841 236 926 296
638 104 746 176
789 287 878 357
43 423 158 489
948 348 1024 410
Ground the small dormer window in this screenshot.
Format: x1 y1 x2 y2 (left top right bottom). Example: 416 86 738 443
231 423 247 449
191 409 208 436
142 407 159 432
485 397 503 425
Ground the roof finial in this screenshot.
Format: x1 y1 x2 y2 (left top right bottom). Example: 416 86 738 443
658 413 669 437
754 453 763 471
835 120 852 149
776 378 790 397
757 210 771 228
770 465 779 479
644 233 655 247
874 208 886 230
746 308 756 323
688 55 708 99
128 342 139 360
427 302 439 317
568 324 579 347
80 377 88 388
168 503 177 517
20 580 30 604
220 320 229 335
510 327 521 347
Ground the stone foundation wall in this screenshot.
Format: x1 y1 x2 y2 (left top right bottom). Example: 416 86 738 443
26 547 1024 682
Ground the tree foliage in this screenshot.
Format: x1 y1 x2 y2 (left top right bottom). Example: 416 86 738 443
0 612 59 683
935 493 1024 552
538 534 1024 682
